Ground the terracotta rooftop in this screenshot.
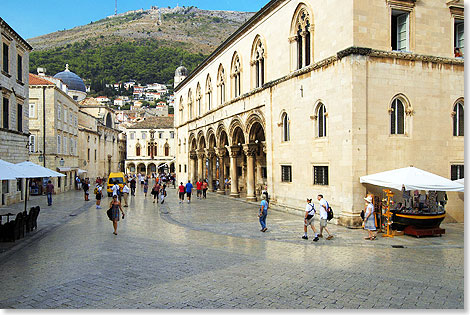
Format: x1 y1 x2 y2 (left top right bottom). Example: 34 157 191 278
29 73 55 86
129 116 174 129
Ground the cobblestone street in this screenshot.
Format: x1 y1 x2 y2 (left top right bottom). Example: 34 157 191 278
0 186 464 309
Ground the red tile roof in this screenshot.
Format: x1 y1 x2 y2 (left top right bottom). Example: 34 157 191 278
29 73 55 86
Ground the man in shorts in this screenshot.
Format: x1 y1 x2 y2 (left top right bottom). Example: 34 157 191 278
302 198 319 241
196 179 203 199
317 194 334 240
185 180 193 203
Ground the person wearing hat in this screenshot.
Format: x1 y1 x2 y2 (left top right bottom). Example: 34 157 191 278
363 195 377 240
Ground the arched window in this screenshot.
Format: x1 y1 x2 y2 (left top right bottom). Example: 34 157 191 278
217 65 226 105
179 96 184 124
317 103 327 137
187 89 193 120
196 83 202 117
136 144 141 156
291 6 313 70
453 101 464 136
164 143 170 156
231 53 241 98
206 75 212 111
252 36 265 88
390 98 405 134
105 113 113 128
282 112 290 141
154 146 157 156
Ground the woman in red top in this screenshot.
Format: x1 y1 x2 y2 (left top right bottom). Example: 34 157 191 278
202 180 208 199
196 180 203 199
178 182 185 203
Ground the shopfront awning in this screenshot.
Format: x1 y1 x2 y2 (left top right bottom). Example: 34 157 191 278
77 169 87 175
360 166 465 192
57 167 71 172
0 159 28 180
16 161 65 178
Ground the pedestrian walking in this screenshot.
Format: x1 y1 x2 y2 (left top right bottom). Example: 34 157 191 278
160 184 167 204
363 196 377 240
178 182 185 203
112 181 120 200
95 184 103 209
259 194 268 232
82 180 89 201
185 180 193 203
122 183 130 207
196 179 203 199
46 180 54 206
143 177 149 197
151 182 160 203
302 198 319 241
317 194 334 240
130 177 136 196
202 180 208 199
109 195 125 235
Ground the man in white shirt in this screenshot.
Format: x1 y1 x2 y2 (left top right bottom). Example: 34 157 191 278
112 182 120 201
122 183 130 207
317 194 333 240
302 198 319 242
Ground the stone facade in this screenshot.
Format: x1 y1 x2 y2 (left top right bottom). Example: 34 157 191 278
29 74 79 194
174 0 464 226
78 97 123 180
125 117 175 175
0 18 32 206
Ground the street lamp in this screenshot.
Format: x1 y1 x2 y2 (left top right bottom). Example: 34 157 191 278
38 153 44 163
59 158 65 166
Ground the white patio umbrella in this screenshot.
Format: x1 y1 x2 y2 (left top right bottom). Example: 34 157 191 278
360 166 464 192
0 159 28 180
454 178 464 186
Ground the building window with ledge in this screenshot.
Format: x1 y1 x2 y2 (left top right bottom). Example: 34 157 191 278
130 132 135 140
316 103 327 138
3 97 9 129
17 54 22 82
291 6 312 70
196 83 202 116
455 19 464 57
187 89 193 120
391 10 410 51
205 75 212 111
252 36 265 88
453 101 464 136
281 165 292 182
217 65 226 105
29 135 36 153
17 103 22 132
451 164 464 180
281 112 290 141
2 42 9 74
313 166 328 185
136 144 141 156
390 98 405 135
231 53 241 98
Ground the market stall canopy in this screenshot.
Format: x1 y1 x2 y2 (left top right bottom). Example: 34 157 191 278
360 166 464 192
15 161 65 178
0 159 28 180
454 178 464 185
77 169 87 175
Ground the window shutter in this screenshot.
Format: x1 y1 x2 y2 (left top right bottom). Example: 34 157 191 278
397 100 405 134
29 135 36 153
458 103 464 136
456 22 464 54
397 13 409 51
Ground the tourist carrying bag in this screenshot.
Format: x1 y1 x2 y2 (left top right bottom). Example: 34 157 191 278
106 208 113 221
326 201 334 221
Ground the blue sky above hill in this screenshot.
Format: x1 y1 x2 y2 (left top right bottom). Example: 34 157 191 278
2 0 267 40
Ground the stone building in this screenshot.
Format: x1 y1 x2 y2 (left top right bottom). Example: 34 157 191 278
125 117 175 175
78 97 123 179
0 18 32 206
29 71 79 193
174 0 465 226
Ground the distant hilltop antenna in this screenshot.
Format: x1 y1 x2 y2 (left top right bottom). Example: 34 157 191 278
115 0 117 15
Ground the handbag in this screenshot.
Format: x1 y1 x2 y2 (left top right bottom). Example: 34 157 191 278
106 208 113 221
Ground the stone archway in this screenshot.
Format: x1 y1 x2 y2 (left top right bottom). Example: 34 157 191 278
246 119 267 200
137 163 146 175
227 122 246 198
147 163 156 175
127 162 136 174
216 127 229 194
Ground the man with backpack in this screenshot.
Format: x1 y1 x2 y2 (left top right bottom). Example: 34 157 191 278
317 194 334 240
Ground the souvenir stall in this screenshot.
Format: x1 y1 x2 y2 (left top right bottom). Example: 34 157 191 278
360 167 464 237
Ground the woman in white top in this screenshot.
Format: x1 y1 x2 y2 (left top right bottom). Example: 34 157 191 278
363 196 377 240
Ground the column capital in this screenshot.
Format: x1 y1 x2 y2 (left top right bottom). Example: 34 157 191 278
216 147 226 158
242 143 258 156
189 150 197 160
196 149 205 160
227 145 241 158
206 148 216 159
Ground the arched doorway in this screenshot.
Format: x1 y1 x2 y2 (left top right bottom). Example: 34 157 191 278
248 120 266 200
127 163 136 174
137 163 146 175
106 113 113 128
230 126 246 197
148 163 156 175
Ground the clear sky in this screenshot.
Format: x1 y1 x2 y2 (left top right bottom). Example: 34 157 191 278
2 0 269 40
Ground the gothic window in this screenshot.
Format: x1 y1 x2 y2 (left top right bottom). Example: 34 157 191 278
196 83 202 116
217 65 226 105
390 98 405 135
179 96 184 123
291 7 312 70
453 101 464 136
187 89 193 120
231 54 241 98
136 144 141 156
164 143 170 156
281 112 290 141
317 103 327 137
206 75 212 111
252 36 265 88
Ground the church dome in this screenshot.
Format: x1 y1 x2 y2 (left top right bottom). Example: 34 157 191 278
175 65 188 77
53 64 86 93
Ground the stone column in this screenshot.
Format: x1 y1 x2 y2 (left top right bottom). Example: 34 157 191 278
197 150 204 182
206 149 215 191
227 145 240 198
243 143 258 201
216 148 226 194
189 151 197 184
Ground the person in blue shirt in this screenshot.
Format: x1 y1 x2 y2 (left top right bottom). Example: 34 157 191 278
259 194 269 232
185 180 194 204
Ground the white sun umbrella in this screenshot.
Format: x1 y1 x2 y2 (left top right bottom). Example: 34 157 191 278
15 161 65 178
360 166 464 192
0 159 29 180
454 178 464 186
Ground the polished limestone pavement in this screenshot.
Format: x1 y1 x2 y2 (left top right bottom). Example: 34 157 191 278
0 185 463 309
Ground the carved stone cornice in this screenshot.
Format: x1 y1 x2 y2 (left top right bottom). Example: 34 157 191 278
447 0 464 18
386 0 416 10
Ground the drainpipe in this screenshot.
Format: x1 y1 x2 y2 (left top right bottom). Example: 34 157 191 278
42 86 46 167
